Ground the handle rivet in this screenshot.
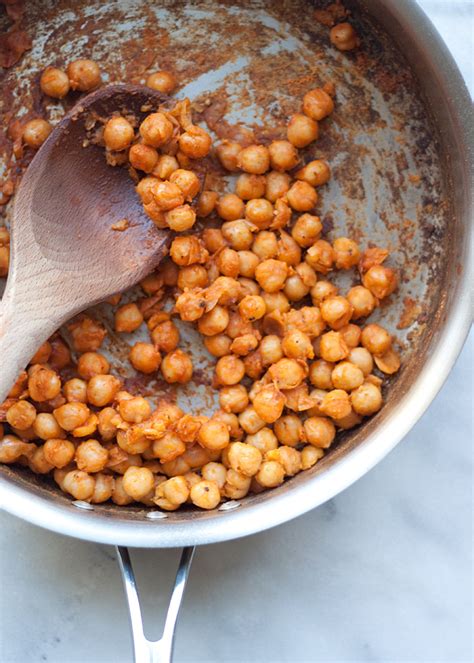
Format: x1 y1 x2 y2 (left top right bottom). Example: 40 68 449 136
146 510 168 520
218 500 241 511
72 500 94 510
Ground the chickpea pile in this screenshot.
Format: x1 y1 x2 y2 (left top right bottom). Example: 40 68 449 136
1 64 401 512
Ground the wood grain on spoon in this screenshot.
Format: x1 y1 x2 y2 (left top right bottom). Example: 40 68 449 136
0 84 176 402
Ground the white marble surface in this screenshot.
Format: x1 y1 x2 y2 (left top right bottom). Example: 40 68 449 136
1 3 472 662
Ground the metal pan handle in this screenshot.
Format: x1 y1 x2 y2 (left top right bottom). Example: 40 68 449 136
116 546 195 663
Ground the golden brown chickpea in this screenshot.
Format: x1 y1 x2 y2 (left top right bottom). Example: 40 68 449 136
152 180 184 211
28 445 55 474
28 367 61 402
203 334 231 358
330 22 359 51
219 385 249 414
287 181 318 212
251 231 278 260
348 347 373 376
303 88 335 121
202 229 225 255
305 239 334 274
63 470 96 500
122 465 155 500
268 140 299 172
237 295 266 322
215 247 240 278
266 446 302 476
331 361 364 391
198 305 230 336
217 193 245 221
256 460 285 488
287 113 319 147
320 389 352 419
216 140 242 171
238 251 260 280
28 341 50 365
0 435 33 463
140 112 173 148
175 290 206 321
223 468 252 498
319 331 349 363
301 445 324 469
332 237 360 269
165 204 196 231
237 144 270 175
136 176 160 204
197 190 218 217
169 169 201 201
235 173 266 200
295 160 331 187
292 214 322 248
150 320 180 354
282 330 314 360
151 432 185 463
103 116 135 151
63 378 87 404
146 70 177 93
274 414 304 447
67 59 101 91
362 265 398 299
339 323 361 349
153 154 179 179
308 359 334 390
190 480 221 509
262 292 291 317
23 119 52 149
69 317 107 353
0 244 9 277
161 349 193 383
215 354 245 386
112 476 135 505
255 259 288 293
201 462 227 489
258 335 282 366
77 352 110 380
53 402 89 431
129 143 159 173
265 171 291 203
40 66 70 98
351 382 383 415
347 285 376 319
115 303 144 333
276 231 301 266
198 418 230 451
304 416 336 448
361 323 392 355
238 406 266 435
309 281 337 306
170 236 208 266
43 438 75 469
268 358 307 390
243 429 276 455
6 400 36 430
177 264 208 290
127 343 161 375
222 220 254 251
228 442 262 477
179 125 212 158
33 412 65 440
320 296 354 330
90 473 115 504
238 277 259 298
252 384 286 423
75 438 108 473
284 272 309 302
119 396 151 424
245 198 274 229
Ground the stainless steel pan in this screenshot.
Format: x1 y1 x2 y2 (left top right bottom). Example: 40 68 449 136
0 1 472 661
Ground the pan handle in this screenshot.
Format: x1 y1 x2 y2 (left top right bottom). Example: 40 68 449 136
116 546 195 663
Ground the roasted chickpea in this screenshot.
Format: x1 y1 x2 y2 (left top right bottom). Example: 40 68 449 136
40 66 70 98
301 445 324 469
287 113 319 147
67 59 101 91
175 290 206 321
339 323 361 349
119 396 151 424
222 220 254 250
284 272 309 302
330 22 359 51
150 320 179 354
362 265 398 299
216 140 242 171
177 265 208 290
201 462 227 489
236 295 265 322
228 442 262 477
216 247 240 278
53 402 89 431
28 367 61 402
63 470 96 500
153 181 185 211
103 116 134 151
304 416 336 448
115 303 143 333
197 190 218 217
6 400 36 430
235 173 266 200
217 193 245 221
295 159 331 187
277 230 302 266
165 204 196 231
331 361 364 391
331 238 360 270
255 259 288 293
43 438 75 469
219 385 249 414
223 468 251 498
62 379 86 404
320 296 353 330
127 342 161 374
146 70 177 93
229 334 258 357
75 438 108 473
238 277 260 298
319 330 349 362
252 384 286 423
23 119 52 149
238 406 266 435
348 347 373 376
287 181 318 212
274 414 304 447
292 214 322 247
196 306 229 336
190 480 221 509
204 334 232 357
268 140 299 172
121 466 154 500
198 419 230 451
256 460 285 488
265 171 291 203
0 244 9 277
261 292 291 316
347 285 376 319
153 154 179 179
33 412 65 440
129 143 159 172
179 125 212 158
161 350 193 383
245 198 274 229
112 476 135 505
257 335 281 366
237 145 270 175
140 112 173 147
77 352 110 380
268 358 307 390
308 359 334 390
170 169 201 201
361 323 392 355
282 330 314 360
215 354 245 386
351 382 383 415
252 231 278 260
305 239 334 274
303 88 334 121
310 280 338 305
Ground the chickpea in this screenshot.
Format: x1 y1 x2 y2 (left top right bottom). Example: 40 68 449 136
90 473 115 504
214 247 239 278
284 272 309 302
153 154 179 180
305 239 334 274
361 323 392 355
178 125 212 158
267 446 302 476
236 253 258 281
235 173 266 200
347 347 373 376
309 281 336 307
119 396 152 424
139 112 173 147
150 432 185 463
215 354 245 386
303 88 334 121
301 445 324 469
6 400 36 430
237 144 270 175
239 277 259 297
53 402 89 431
61 379 85 405
120 465 154 501
255 259 288 293
169 169 201 201
128 143 159 173
291 214 322 248
115 303 143 333
112 476 135 505
75 439 108 473
177 265 208 290
347 286 376 319
0 244 9 277
161 349 193 383
265 171 291 203
351 382 383 415
42 438 75 469
268 358 307 390
238 406 266 435
197 419 230 452
319 331 349 363
86 375 121 408
103 116 134 151
28 367 61 402
272 197 292 230
189 480 220 509
165 204 196 231
274 414 304 447
286 114 318 149
330 22 359 51
295 160 331 187
252 384 286 424
331 361 364 391
227 442 262 477
219 384 249 414
153 180 185 211
215 139 242 172
362 265 398 299
23 119 51 149
202 229 226 255
146 70 177 93
175 290 206 321
40 66 70 98
230 333 258 359
251 231 277 261
256 336 281 367
242 349 263 380
203 334 232 358
282 330 314 360
216 193 245 222
77 352 109 379
287 181 318 212
63 470 95 500
308 359 333 390
170 236 206 266
268 140 299 172
320 296 353 330
222 220 254 251
304 416 335 448
245 198 274 229
33 412 65 440
320 389 352 419
67 59 101 91
339 323 361 349
223 468 251 499
256 460 285 488
236 295 265 322
197 306 229 336
196 190 218 217
150 320 180 353
200 462 226 490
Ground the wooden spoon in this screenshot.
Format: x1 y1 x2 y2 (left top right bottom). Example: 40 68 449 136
0 84 174 402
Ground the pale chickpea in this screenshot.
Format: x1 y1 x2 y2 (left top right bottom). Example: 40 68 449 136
216 140 242 171
190 480 221 509
252 231 278 260
304 416 336 448
255 259 288 293
287 181 318 212
362 265 398 299
63 470 96 500
217 193 245 221
119 396 151 424
90 473 115 503
303 88 334 121
33 413 65 440
361 323 392 355
150 320 180 353
75 439 108 473
197 305 229 336
115 303 143 333
330 22 359 51
301 445 324 469
228 442 262 477
305 239 334 274
23 119 52 149
351 382 383 415
165 204 196 231
219 385 249 414
67 59 101 91
295 160 331 187
292 213 322 247
40 66 70 98
331 361 364 391
198 419 230 451
238 406 266 435
139 112 173 147
287 113 319 147
222 220 254 251
339 323 361 349
274 414 304 447
238 295 266 322
320 296 354 330
53 402 90 431
309 359 334 390
265 171 291 203
43 438 75 469
178 125 212 158
235 173 266 200
28 367 61 402
161 350 193 383
347 286 376 319
256 460 285 488
6 400 36 430
245 198 274 229
223 468 251 499
204 334 232 357
282 330 314 360
215 354 245 386
319 331 349 363
268 140 299 172
103 116 134 151
112 476 135 505
129 143 159 173
77 352 110 380
28 445 54 474
146 70 177 93
252 384 286 423
197 190 218 217
201 462 227 489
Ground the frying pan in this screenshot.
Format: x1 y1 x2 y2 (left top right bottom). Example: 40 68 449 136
0 1 472 662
